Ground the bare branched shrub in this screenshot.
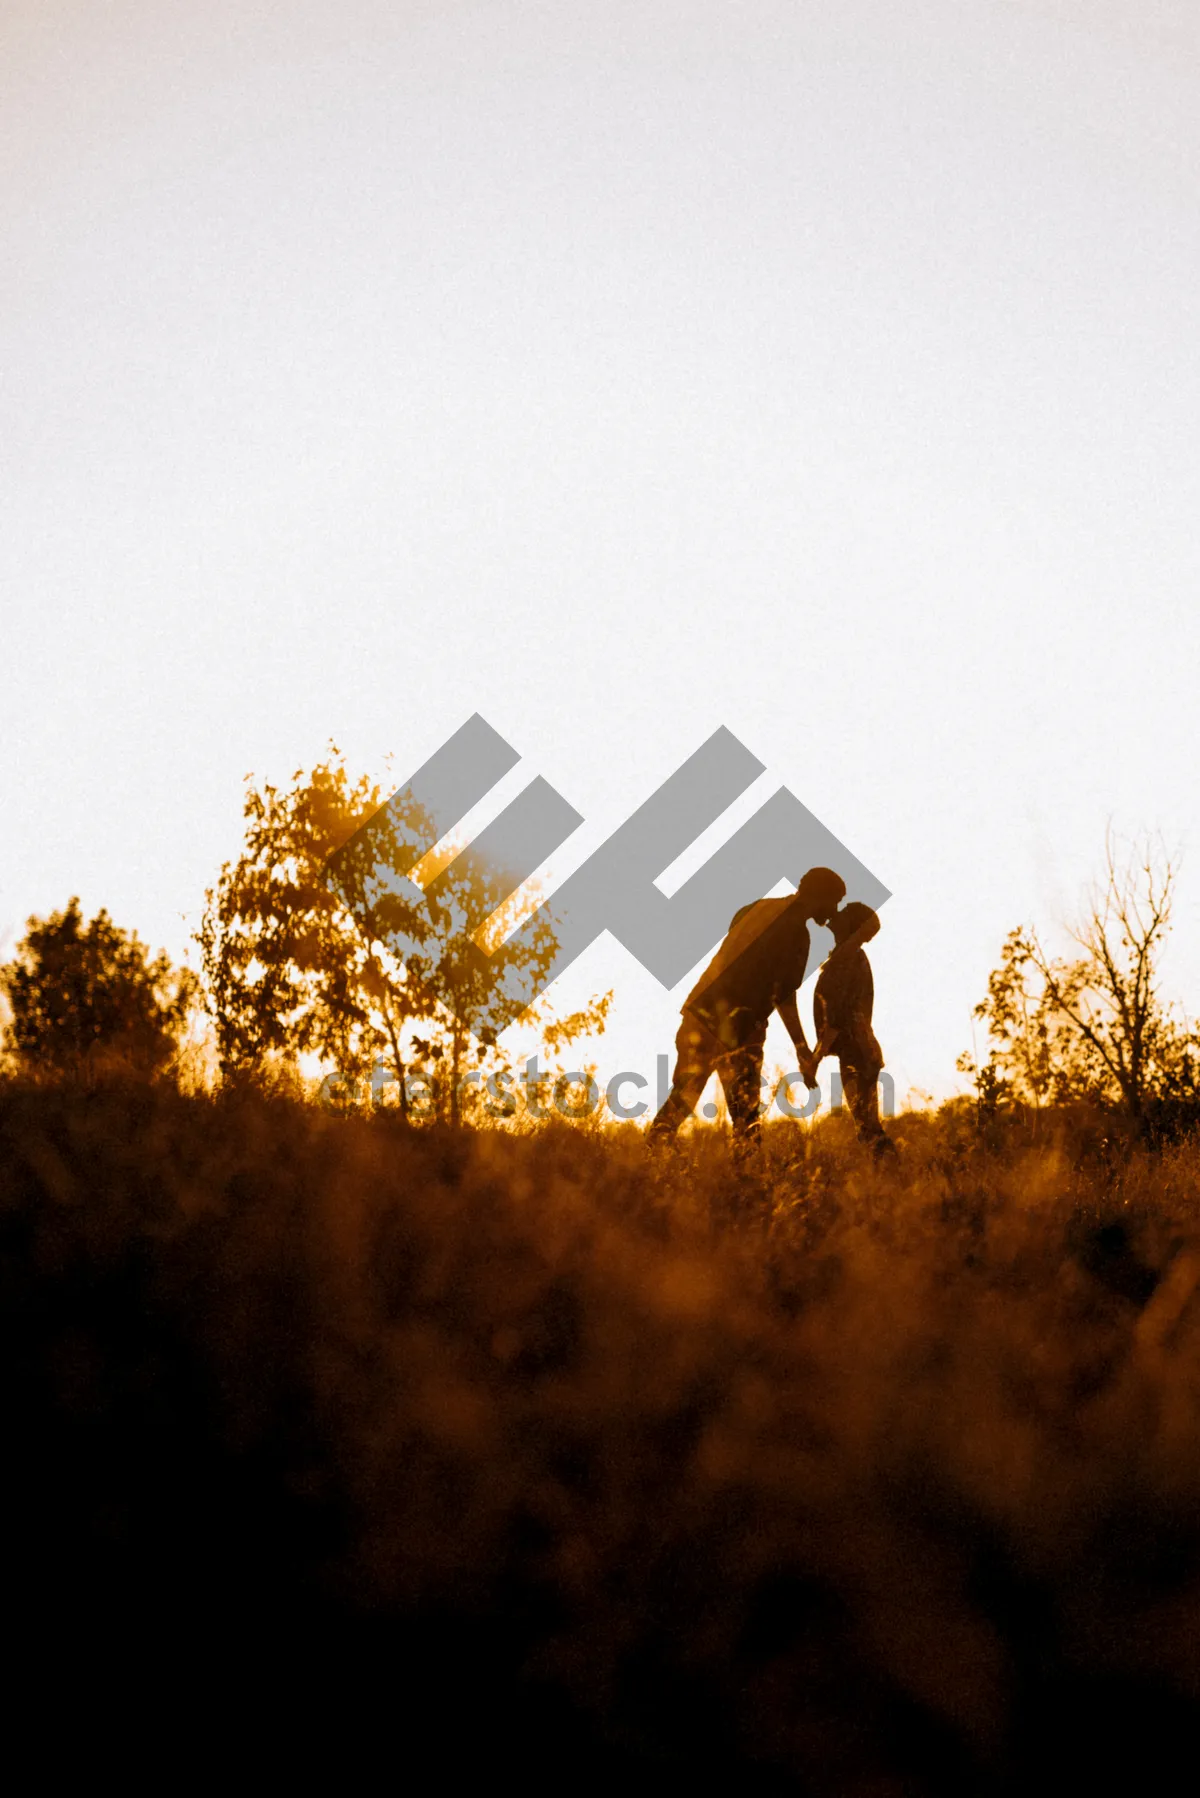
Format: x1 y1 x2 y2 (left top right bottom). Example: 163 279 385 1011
962 830 1200 1127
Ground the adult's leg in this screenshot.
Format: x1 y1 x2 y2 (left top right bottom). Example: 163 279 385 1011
718 1024 768 1145
649 1009 719 1135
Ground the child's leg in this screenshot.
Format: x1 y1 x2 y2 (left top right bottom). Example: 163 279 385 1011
840 1043 893 1151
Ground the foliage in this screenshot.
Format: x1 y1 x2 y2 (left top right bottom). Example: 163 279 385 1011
200 745 609 1116
198 748 435 1093
957 926 1111 1110
385 828 565 1123
0 897 196 1078
961 831 1200 1123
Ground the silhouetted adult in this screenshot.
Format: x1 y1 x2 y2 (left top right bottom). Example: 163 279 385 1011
805 901 895 1155
649 866 846 1142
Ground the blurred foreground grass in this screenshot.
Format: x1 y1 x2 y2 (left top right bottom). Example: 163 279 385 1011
4 1083 1200 1788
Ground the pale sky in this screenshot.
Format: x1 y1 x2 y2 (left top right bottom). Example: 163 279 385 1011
3 0 1200 1103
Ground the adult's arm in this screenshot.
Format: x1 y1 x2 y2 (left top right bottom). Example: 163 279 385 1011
776 994 815 1076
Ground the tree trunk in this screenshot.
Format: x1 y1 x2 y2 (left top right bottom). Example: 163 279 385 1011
450 1022 464 1128
381 1002 409 1123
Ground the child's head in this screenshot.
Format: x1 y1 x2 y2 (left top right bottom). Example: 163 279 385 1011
830 902 880 948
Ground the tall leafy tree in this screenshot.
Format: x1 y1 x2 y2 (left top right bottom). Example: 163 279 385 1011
200 746 609 1120
198 749 434 1098
0 898 196 1078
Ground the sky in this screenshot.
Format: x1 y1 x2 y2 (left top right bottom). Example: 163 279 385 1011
3 0 1199 1104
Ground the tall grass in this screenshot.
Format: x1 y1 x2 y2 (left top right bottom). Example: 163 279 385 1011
4 1080 1200 1787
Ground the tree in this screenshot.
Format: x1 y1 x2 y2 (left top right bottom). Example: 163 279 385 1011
0 898 197 1079
960 831 1199 1124
957 927 1105 1112
198 749 435 1100
200 746 609 1120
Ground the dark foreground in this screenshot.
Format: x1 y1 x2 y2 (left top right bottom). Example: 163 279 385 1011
4 1082 1200 1788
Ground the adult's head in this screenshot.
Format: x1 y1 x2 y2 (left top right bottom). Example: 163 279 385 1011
795 866 846 927
829 901 880 949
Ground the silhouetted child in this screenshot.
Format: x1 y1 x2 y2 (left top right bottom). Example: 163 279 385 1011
807 902 895 1155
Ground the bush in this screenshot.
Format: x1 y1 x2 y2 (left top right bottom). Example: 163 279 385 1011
0 897 196 1081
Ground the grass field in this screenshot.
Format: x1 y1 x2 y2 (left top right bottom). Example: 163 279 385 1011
5 1082 1200 1787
